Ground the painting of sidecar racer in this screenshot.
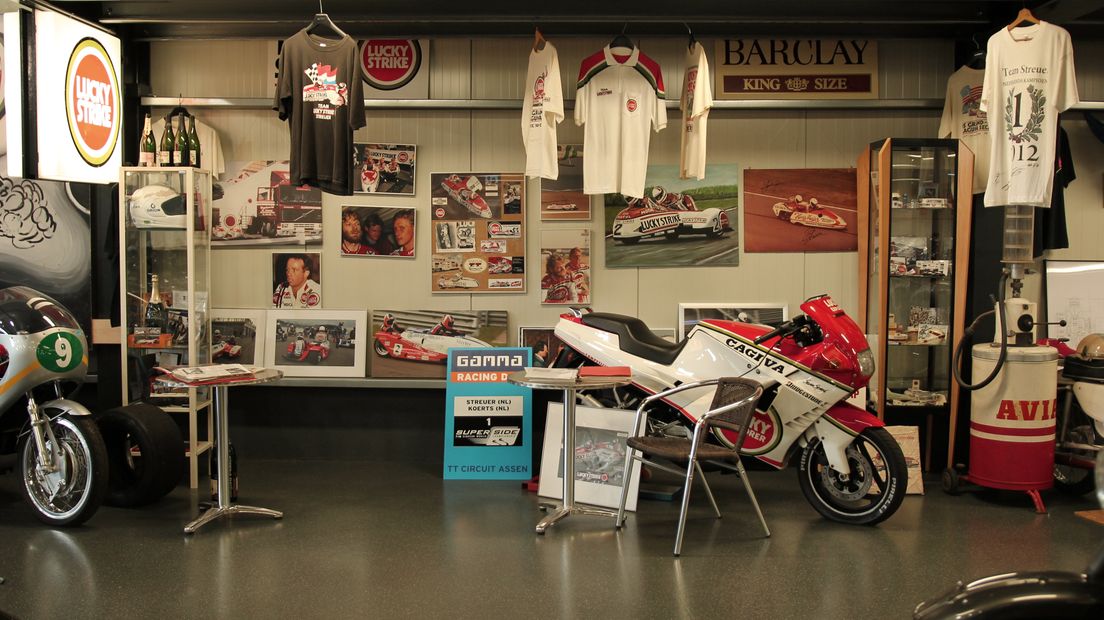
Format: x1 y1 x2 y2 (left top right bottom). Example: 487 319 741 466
370 309 507 379
743 167 858 252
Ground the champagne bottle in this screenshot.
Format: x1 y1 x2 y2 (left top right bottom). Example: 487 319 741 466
139 114 156 167
158 117 175 166
187 114 201 168
174 113 188 168
209 441 239 502
144 274 167 330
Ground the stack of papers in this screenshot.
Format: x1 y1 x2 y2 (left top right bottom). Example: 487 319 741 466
157 364 262 385
523 367 578 381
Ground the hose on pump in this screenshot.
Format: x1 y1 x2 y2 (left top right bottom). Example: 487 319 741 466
952 271 1009 391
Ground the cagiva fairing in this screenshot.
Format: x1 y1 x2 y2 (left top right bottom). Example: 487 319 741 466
554 294 907 525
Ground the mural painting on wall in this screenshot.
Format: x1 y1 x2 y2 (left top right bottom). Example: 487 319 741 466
743 168 858 252
370 309 508 379
540 228 591 305
541 144 589 221
212 161 323 247
603 164 740 268
430 172 525 293
0 177 92 332
340 205 416 258
353 143 417 195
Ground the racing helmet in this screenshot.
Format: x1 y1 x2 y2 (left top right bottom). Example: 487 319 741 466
129 184 186 228
1077 334 1104 359
650 186 668 204
441 314 454 330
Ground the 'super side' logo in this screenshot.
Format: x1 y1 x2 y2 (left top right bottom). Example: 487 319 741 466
65 37 119 167
360 39 422 90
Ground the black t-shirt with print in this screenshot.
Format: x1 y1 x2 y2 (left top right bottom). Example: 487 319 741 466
274 29 365 195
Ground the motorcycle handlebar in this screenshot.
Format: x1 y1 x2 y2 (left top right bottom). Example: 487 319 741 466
753 318 798 345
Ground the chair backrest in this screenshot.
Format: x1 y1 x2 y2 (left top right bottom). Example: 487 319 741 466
704 378 762 435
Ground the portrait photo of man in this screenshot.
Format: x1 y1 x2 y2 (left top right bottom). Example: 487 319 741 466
272 252 322 308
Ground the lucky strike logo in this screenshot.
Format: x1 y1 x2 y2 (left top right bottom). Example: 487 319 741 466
65 38 120 166
398 152 409 163
360 39 422 90
740 408 780 453
626 98 638 112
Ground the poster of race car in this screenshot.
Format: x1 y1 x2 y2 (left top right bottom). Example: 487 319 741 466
541 144 589 221
211 161 323 247
540 229 591 305
340 206 416 257
604 164 739 268
210 309 267 366
272 252 322 308
370 309 509 378
678 303 789 341
742 168 858 252
539 403 643 512
518 327 569 368
430 172 525 293
352 143 416 195
264 309 367 378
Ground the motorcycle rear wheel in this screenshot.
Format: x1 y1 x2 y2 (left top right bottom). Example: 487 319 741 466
1054 411 1099 495
798 427 907 525
19 414 108 526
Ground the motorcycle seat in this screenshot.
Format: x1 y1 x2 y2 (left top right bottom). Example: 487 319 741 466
581 312 688 365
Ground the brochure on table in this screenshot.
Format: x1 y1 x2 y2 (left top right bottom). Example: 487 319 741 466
443 347 532 480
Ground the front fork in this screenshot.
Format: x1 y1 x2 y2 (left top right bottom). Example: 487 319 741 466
27 393 62 473
807 417 857 478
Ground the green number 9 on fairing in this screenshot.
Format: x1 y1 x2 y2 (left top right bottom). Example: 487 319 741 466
55 338 72 368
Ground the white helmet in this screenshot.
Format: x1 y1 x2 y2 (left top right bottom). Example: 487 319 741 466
129 184 186 228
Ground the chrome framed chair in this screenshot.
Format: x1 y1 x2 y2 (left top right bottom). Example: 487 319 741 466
615 377 768 556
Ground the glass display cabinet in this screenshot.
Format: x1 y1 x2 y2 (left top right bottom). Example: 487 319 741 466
119 166 213 487
857 139 973 466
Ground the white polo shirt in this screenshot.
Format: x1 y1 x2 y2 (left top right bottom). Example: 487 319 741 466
680 42 713 180
522 43 564 180
575 46 667 199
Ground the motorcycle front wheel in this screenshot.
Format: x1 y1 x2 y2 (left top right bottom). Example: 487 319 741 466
19 415 108 526
798 427 907 526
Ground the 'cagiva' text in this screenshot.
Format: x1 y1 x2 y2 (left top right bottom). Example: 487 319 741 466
725 338 794 375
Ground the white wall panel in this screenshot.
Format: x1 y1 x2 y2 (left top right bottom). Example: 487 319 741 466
878 39 953 99
430 39 471 99
151 40 275 98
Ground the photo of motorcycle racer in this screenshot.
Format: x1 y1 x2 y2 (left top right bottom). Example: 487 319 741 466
353 143 417 195
380 313 402 333
430 314 460 336
341 210 374 255
371 309 508 379
541 252 589 304
389 210 416 257
743 167 858 253
272 252 321 308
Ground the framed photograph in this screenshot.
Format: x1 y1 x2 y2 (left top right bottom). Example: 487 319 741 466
210 309 267 366
272 252 322 308
540 228 591 305
538 403 644 512
212 160 323 247
604 164 739 268
340 205 416 257
678 303 789 341
264 309 367 378
370 309 509 379
518 327 569 368
430 172 525 293
743 167 857 253
352 143 417 195
541 144 590 221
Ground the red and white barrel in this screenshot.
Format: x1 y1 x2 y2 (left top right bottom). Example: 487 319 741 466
969 344 1058 490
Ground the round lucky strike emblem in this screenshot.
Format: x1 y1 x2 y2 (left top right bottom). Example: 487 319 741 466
732 408 781 454
626 98 638 112
434 207 445 218
398 152 409 163
489 222 501 235
360 39 422 91
65 37 120 166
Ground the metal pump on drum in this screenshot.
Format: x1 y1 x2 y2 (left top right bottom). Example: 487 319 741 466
946 204 1064 512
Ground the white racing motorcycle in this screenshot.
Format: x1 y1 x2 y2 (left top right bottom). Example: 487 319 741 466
553 294 907 525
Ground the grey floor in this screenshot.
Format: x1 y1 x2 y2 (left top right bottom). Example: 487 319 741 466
0 459 1100 619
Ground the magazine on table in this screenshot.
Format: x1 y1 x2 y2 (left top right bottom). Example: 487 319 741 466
156 364 263 384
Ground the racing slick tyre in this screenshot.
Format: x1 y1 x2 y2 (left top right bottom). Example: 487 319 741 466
95 403 184 507
664 230 680 241
19 413 108 526
798 427 906 525
374 339 389 357
618 237 639 245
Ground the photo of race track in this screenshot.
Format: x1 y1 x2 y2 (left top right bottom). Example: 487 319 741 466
603 164 741 268
211 318 259 365
743 168 858 253
274 319 358 367
541 144 590 221
369 310 508 378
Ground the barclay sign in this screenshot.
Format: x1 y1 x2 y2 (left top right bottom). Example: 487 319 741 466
715 38 878 99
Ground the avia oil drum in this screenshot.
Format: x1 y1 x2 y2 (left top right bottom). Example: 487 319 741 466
966 344 1058 512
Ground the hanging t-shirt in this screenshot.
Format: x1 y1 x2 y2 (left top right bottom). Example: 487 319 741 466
152 117 226 176
1033 125 1074 257
980 21 1078 207
274 28 365 196
938 66 989 194
575 45 666 199
522 42 564 180
679 42 712 181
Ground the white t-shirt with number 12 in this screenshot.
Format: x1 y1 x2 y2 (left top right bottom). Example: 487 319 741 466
980 21 1078 207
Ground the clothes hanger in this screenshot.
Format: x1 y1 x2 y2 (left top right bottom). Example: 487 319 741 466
306 0 347 40
966 34 985 69
169 95 188 119
1006 7 1040 31
609 24 633 50
532 27 546 52
685 23 697 51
